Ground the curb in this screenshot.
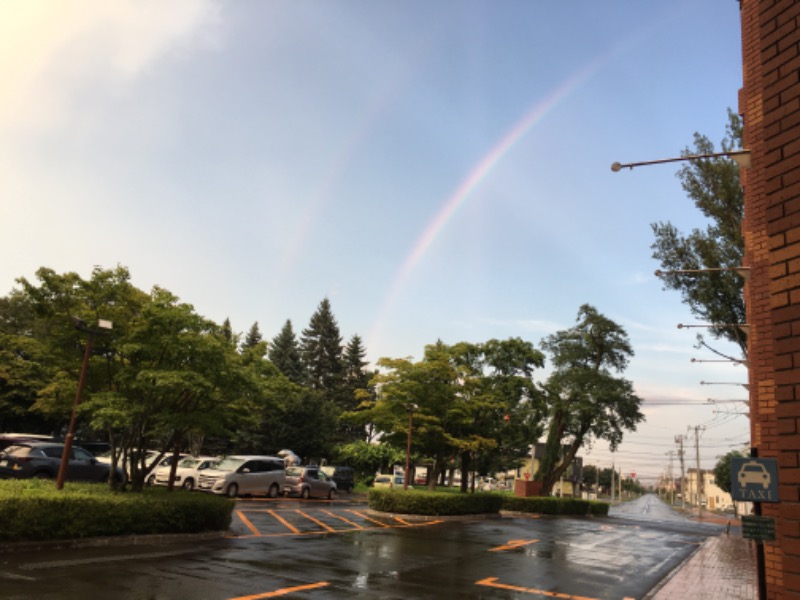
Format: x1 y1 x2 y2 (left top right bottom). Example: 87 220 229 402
0 530 228 554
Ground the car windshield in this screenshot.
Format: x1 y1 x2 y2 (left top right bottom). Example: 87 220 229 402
213 457 245 471
178 457 202 468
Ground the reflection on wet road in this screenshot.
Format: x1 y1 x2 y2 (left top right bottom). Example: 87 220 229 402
0 494 723 599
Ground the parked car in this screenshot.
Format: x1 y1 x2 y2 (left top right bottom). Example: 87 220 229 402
144 453 189 486
0 433 55 452
0 442 125 483
372 474 404 489
197 455 285 498
320 465 354 493
153 456 218 490
284 466 337 499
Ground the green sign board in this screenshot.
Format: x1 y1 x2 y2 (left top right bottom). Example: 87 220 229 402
730 457 779 503
742 515 776 542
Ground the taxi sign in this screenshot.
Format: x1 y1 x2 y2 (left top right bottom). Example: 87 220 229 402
731 457 779 502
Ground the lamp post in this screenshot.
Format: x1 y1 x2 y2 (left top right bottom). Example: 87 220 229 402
611 149 751 172
56 318 113 490
404 403 418 490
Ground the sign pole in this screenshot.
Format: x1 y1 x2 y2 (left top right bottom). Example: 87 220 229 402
752 448 766 600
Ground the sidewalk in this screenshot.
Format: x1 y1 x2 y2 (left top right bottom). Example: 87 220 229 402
646 512 758 600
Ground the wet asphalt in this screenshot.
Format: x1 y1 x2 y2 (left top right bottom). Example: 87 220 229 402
0 493 723 599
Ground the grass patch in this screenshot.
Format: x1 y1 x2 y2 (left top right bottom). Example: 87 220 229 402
0 480 234 543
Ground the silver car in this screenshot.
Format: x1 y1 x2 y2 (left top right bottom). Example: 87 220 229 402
197 455 285 498
284 466 337 499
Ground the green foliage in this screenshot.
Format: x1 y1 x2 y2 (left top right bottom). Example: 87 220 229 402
335 440 405 480
502 495 609 516
651 109 746 356
367 488 609 516
536 305 643 495
269 320 304 384
713 450 744 495
301 298 344 392
0 481 234 542
368 488 504 515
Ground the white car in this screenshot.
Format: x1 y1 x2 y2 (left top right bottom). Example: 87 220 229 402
153 455 218 490
197 455 285 498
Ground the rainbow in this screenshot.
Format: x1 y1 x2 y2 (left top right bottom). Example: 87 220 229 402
366 53 615 355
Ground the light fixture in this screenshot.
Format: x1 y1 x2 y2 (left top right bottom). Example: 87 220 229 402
691 358 748 366
700 381 750 390
655 267 750 281
611 149 751 172
678 323 750 335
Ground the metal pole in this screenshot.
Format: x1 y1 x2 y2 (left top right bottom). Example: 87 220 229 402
56 332 94 490
752 447 767 600
404 408 414 490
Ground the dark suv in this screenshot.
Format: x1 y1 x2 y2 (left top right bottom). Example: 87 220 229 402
0 442 125 483
320 465 355 493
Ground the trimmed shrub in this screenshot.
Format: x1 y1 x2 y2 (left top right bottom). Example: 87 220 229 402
368 487 609 517
0 481 234 543
502 495 609 516
369 488 504 516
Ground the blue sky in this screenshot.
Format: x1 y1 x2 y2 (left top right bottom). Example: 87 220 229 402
0 1 749 482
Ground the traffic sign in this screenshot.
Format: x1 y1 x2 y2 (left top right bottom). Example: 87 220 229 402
730 457 779 503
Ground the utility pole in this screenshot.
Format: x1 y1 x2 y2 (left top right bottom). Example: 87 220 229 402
690 425 706 514
675 435 686 510
665 451 675 505
611 461 615 503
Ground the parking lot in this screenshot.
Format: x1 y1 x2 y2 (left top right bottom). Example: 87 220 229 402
0 495 723 599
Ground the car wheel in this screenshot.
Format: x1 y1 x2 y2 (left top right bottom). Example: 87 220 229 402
225 483 239 498
301 487 310 499
146 474 155 486
268 483 279 498
328 488 336 500
182 478 195 491
33 471 51 479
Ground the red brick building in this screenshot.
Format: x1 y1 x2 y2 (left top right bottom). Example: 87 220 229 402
740 1 800 596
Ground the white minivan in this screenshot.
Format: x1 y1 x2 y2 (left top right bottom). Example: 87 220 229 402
197 455 285 498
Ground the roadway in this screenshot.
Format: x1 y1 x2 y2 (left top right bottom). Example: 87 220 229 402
0 493 723 599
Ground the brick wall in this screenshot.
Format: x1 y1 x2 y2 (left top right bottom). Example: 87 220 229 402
740 1 800 597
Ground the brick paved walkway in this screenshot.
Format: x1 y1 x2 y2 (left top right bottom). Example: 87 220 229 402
646 531 757 599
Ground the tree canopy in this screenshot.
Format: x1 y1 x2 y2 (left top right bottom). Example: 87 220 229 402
651 109 747 356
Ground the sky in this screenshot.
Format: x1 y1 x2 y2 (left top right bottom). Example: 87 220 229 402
0 1 750 484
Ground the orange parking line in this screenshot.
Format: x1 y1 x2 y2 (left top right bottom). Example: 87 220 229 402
489 539 539 552
236 510 262 537
476 577 597 600
228 581 329 599
321 509 363 529
346 510 391 527
267 509 301 534
296 510 336 532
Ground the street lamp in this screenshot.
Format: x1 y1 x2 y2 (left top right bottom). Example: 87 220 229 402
611 149 751 172
404 403 418 490
56 317 113 490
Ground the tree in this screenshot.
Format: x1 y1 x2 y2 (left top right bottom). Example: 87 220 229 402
713 450 744 495
301 298 344 393
651 109 747 356
340 334 375 443
535 304 644 495
269 320 304 384
241 321 264 353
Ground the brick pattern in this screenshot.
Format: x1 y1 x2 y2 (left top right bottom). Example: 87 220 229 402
741 1 800 597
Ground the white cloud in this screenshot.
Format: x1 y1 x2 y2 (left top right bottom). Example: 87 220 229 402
0 0 220 133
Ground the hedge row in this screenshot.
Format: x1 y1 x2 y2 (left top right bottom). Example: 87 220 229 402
369 488 609 517
0 480 234 543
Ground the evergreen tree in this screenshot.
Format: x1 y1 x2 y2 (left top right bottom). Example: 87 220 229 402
269 320 304 384
242 321 264 352
341 334 374 442
221 318 236 347
301 298 344 392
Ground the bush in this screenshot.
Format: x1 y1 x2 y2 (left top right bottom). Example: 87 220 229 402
368 487 609 517
503 495 609 516
0 480 235 543
369 488 504 516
